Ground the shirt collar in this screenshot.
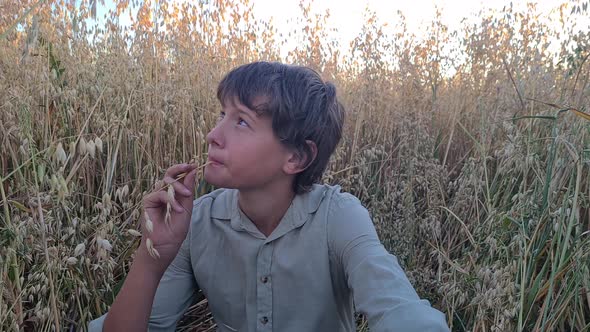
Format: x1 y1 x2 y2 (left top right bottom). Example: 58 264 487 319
210 184 329 240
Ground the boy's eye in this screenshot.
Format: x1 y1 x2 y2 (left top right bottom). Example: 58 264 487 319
238 118 249 127
217 112 225 122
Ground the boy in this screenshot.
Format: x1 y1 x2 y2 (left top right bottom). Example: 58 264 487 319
89 62 449 331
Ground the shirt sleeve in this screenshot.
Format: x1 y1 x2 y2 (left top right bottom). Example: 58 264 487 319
327 194 450 332
88 222 199 332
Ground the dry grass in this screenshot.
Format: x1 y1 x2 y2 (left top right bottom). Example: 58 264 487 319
1 0 590 331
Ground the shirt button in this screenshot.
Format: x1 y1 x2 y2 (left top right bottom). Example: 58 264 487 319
260 316 269 324
261 276 269 283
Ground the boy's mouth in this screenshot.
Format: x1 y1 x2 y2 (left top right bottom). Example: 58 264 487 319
207 155 224 166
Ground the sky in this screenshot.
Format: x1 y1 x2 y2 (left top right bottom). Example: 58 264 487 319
94 0 589 57
251 0 586 54
253 0 544 39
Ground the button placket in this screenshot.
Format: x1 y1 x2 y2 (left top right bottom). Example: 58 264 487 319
256 242 273 331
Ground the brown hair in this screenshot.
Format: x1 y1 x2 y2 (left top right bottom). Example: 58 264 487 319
217 61 345 194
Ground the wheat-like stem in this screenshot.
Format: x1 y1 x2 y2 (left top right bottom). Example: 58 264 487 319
145 162 210 259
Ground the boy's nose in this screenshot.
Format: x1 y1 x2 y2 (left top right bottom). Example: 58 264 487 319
206 123 224 148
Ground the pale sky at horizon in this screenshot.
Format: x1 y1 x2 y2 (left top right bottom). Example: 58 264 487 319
94 0 589 58
250 0 587 55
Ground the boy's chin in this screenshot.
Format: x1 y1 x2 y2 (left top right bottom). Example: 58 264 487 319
204 172 233 189
204 173 221 187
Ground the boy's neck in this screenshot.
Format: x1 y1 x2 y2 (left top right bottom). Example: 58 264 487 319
237 181 295 237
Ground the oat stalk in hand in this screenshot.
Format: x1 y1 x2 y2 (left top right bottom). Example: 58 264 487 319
145 162 210 259
161 162 211 191
144 211 154 233
165 185 174 229
146 238 160 259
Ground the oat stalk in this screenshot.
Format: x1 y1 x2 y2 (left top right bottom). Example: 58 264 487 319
145 238 160 259
165 185 174 229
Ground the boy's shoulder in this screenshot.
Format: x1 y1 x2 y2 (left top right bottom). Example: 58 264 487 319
304 184 365 214
192 187 237 220
319 184 362 207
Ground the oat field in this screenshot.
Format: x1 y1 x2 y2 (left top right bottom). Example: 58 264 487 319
1 0 590 331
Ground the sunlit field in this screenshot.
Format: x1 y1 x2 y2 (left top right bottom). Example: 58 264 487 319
1 0 590 331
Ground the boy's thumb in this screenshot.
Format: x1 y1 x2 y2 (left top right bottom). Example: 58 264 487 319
175 169 197 213
181 168 198 200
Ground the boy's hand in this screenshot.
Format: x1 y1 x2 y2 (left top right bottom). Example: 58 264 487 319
136 163 199 273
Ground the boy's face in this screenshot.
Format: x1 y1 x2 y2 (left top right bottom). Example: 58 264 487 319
204 98 294 191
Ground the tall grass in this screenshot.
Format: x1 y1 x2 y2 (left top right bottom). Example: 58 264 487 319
1 0 589 331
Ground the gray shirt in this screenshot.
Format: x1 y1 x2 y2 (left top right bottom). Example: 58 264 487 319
89 184 449 331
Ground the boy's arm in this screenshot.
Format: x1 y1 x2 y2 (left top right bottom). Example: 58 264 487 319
90 164 200 331
89 234 198 332
328 195 450 332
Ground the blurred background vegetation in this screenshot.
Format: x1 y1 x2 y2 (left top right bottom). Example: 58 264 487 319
1 0 590 330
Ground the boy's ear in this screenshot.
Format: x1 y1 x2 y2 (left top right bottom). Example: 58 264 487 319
284 140 317 175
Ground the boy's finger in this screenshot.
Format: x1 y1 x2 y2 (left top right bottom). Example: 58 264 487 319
183 169 198 192
164 176 192 196
145 191 184 214
175 169 198 210
143 191 167 209
169 196 184 213
164 163 195 178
